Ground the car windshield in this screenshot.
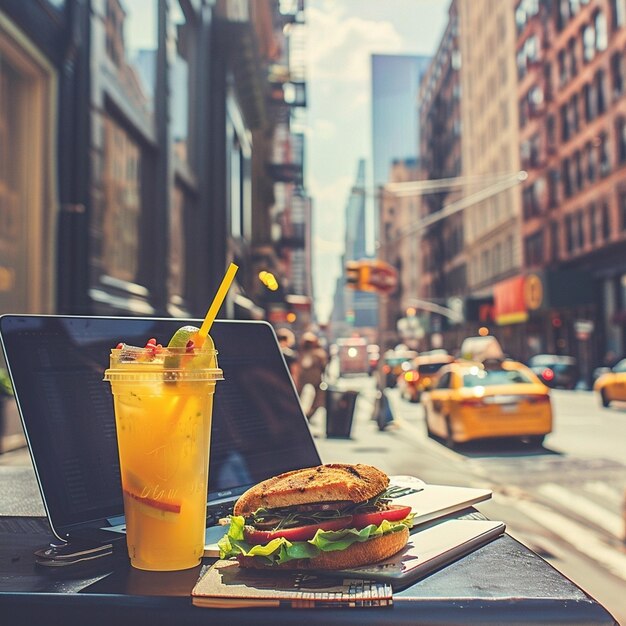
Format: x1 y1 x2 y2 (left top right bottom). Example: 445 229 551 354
462 368 533 387
419 362 449 375
529 355 575 366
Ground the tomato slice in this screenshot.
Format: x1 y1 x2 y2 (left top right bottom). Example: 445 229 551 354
244 515 353 544
351 505 412 529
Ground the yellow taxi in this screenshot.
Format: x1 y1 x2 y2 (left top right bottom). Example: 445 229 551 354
422 358 552 447
398 351 454 403
594 358 626 407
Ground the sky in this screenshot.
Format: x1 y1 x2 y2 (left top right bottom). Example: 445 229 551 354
305 0 449 324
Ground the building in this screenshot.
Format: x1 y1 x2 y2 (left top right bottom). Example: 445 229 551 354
514 0 626 375
378 158 424 350
0 1 310 334
329 159 377 341
418 0 465 347
454 0 524 353
371 54 431 189
371 54 430 350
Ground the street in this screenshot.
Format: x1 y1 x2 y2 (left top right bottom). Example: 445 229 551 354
1 374 624 621
314 375 626 624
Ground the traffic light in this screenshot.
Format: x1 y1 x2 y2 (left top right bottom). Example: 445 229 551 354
345 259 397 295
346 261 361 287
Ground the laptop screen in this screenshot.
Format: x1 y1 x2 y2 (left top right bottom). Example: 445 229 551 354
0 315 321 535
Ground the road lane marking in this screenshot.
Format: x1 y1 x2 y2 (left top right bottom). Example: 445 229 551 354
508 498 626 582
584 481 625 508
537 483 624 539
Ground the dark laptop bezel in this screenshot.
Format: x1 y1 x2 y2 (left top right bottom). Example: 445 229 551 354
0 314 321 543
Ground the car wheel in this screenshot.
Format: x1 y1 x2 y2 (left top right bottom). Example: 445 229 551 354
444 416 456 449
601 390 610 408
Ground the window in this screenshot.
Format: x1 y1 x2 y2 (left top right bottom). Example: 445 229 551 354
617 117 626 163
0 30 55 313
102 115 141 283
586 141 597 181
584 82 595 120
577 210 585 248
560 103 569 142
568 38 578 77
583 24 596 62
565 214 574 252
595 11 608 51
525 231 544 266
558 49 568 86
562 157 572 197
620 191 626 230
589 203 597 244
611 52 624 97
550 221 560 260
596 69 606 114
575 150 584 190
548 169 560 207
612 0 626 28
601 202 611 239
170 2 191 168
599 132 611 176
569 93 579 133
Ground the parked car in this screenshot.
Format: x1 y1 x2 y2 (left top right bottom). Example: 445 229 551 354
593 358 626 407
378 346 417 388
398 351 454 403
527 354 579 389
422 359 552 447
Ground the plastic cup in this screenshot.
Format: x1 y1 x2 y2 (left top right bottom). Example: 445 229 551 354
104 344 223 571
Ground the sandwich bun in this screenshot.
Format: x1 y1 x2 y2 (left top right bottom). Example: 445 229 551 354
233 463 389 517
237 525 409 570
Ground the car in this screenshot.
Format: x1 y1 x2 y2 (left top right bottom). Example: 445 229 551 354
593 358 626 407
422 359 552 447
527 354 579 389
378 347 417 388
397 351 454 403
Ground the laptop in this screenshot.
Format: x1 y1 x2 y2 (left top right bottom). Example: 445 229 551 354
0 315 322 552
0 314 492 562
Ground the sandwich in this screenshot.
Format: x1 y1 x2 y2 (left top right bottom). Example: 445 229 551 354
218 463 412 569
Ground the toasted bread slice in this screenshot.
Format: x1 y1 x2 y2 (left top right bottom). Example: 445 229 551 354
233 463 389 517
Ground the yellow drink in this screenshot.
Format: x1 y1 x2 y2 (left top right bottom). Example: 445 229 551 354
104 344 222 571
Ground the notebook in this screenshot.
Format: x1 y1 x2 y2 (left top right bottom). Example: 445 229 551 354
334 518 506 590
191 560 393 608
0 314 492 559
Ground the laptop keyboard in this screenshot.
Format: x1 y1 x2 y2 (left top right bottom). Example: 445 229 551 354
206 502 234 527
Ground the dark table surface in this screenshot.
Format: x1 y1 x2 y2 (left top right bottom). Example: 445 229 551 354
0 465 619 625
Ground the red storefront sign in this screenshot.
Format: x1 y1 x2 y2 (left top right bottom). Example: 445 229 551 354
493 276 528 325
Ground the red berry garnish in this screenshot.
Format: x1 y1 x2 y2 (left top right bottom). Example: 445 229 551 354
116 343 124 350
146 338 157 346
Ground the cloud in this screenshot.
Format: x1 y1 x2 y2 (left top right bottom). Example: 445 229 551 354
307 5 404 84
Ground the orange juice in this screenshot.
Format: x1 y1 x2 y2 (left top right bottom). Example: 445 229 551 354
105 344 222 571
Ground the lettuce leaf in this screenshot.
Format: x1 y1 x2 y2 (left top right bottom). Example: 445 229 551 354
217 514 412 566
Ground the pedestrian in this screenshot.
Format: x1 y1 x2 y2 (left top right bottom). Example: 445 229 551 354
276 327 299 382
296 331 328 421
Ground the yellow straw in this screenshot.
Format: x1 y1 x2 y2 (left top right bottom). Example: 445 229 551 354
198 263 239 338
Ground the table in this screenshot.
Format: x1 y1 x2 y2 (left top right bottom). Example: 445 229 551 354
0 466 618 625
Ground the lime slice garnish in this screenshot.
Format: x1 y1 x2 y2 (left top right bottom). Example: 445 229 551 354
164 325 216 370
167 325 200 348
